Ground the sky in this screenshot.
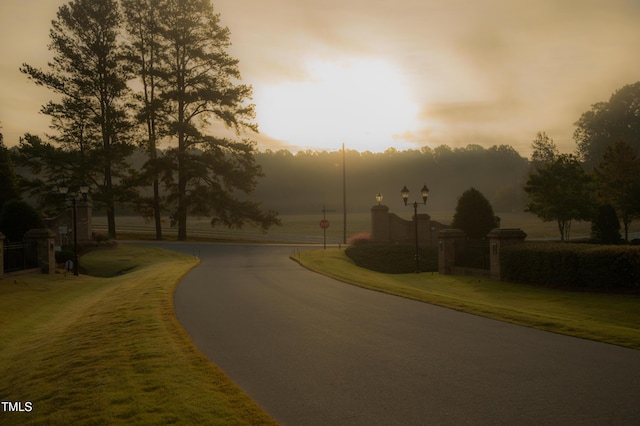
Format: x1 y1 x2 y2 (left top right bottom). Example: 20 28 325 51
2 0 640 156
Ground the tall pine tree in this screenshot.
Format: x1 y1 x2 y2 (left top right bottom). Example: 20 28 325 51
156 0 278 240
20 0 133 239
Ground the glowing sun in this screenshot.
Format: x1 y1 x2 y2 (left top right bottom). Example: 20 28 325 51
255 57 419 152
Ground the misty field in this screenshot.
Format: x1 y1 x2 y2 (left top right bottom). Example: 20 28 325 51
93 211 636 243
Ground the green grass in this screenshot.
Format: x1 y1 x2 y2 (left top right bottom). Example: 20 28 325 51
0 245 276 425
293 248 640 350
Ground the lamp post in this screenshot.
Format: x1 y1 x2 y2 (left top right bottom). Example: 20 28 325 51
376 193 383 205
59 182 89 276
401 184 429 273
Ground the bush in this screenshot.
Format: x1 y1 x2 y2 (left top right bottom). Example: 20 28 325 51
501 242 640 290
345 243 438 274
0 199 44 241
347 232 372 245
55 249 75 264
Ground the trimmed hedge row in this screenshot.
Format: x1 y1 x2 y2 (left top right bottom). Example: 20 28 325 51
345 243 438 274
501 242 640 290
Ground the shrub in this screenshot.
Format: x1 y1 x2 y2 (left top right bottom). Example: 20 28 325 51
92 231 109 245
345 243 438 274
501 242 640 290
55 249 75 264
347 232 373 245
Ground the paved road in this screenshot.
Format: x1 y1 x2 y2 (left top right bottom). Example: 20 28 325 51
160 242 640 425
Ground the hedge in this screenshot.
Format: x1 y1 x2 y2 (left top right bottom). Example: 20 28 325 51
345 243 438 274
501 242 640 290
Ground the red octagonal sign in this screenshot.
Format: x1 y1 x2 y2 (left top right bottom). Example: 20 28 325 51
320 219 330 229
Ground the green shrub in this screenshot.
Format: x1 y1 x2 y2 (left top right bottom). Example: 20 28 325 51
501 242 640 290
55 249 75 264
345 243 438 274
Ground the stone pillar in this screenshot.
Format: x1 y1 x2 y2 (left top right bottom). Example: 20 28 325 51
76 200 93 244
0 233 5 279
371 205 390 242
438 229 466 275
24 229 56 274
416 213 432 244
487 228 527 280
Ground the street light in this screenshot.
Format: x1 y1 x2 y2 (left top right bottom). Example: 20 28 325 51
401 184 429 273
376 193 383 205
59 182 89 276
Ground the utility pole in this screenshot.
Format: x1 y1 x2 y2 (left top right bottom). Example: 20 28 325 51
343 142 347 245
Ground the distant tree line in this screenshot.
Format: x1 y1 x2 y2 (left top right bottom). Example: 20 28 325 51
4 0 640 243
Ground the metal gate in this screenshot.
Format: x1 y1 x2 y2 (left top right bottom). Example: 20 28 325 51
3 240 39 273
455 239 490 270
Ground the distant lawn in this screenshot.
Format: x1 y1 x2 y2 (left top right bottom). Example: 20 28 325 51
0 244 276 425
294 248 640 350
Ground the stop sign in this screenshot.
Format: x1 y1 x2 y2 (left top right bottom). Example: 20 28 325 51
320 219 330 229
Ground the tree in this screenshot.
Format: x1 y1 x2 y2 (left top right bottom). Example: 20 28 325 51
451 187 499 239
0 199 44 242
593 140 640 240
591 204 621 244
122 0 166 240
0 134 21 210
20 0 133 239
530 131 559 168
525 154 593 241
156 0 278 240
574 82 640 169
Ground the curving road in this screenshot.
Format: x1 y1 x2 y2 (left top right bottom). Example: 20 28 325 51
157 242 640 425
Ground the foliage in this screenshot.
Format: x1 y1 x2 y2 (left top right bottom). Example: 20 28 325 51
345 243 438 273
252 144 529 215
530 131 559 168
347 232 373 245
591 204 622 244
0 199 45 241
121 0 165 240
574 82 640 169
501 242 640 290
20 0 134 239
150 0 279 240
451 187 499 239
524 154 593 241
592 140 640 240
0 139 20 210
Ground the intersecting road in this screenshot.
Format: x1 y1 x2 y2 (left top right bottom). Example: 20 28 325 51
155 242 640 425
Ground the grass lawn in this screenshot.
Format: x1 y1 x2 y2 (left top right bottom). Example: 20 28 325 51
0 244 276 425
294 248 640 350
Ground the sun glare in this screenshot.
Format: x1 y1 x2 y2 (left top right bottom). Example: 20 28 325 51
255 57 419 152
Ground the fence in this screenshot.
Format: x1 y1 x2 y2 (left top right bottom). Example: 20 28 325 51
3 240 39 273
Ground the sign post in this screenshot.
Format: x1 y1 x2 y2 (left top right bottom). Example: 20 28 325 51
320 205 335 249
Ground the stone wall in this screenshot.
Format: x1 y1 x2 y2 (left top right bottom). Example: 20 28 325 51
371 205 439 245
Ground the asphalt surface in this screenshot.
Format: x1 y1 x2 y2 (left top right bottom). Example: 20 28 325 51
154 242 640 425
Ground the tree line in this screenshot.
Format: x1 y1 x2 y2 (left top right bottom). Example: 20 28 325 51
4 0 640 243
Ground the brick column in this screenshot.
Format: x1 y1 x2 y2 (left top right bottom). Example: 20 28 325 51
487 228 527 280
24 229 56 274
371 205 390 242
437 229 466 275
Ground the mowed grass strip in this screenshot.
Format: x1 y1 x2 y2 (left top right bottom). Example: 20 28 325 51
0 244 276 425
294 248 640 350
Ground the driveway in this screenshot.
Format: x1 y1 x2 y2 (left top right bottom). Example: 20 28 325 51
158 242 640 425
